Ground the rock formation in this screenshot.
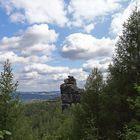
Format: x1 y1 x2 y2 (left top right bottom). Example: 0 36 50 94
60 76 84 110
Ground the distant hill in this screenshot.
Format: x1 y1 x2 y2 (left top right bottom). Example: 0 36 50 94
16 91 60 102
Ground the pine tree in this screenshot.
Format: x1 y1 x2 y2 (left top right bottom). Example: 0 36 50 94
71 68 104 140
122 85 140 140
0 60 18 133
103 8 140 139
111 7 140 93
0 60 35 140
83 68 104 123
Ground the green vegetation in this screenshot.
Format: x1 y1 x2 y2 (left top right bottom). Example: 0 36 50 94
0 8 140 140
0 60 35 140
121 85 140 140
0 130 11 139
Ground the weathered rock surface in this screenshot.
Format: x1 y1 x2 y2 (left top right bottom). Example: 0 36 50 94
60 76 84 110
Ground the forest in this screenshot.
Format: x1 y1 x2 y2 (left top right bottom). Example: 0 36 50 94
0 8 140 140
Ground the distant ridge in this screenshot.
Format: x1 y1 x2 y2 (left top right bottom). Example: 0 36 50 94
16 91 60 102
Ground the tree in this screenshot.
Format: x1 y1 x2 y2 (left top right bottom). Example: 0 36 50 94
102 8 140 139
83 68 105 140
112 7 140 92
0 60 34 140
83 68 104 128
0 130 11 140
121 85 140 140
69 68 104 140
0 60 18 134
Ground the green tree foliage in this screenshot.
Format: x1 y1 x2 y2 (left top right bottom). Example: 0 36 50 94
81 68 104 139
111 7 140 92
101 8 140 139
24 100 64 140
0 130 11 140
0 60 18 136
64 68 104 140
0 60 34 140
122 85 140 140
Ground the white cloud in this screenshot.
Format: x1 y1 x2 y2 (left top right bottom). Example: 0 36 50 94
0 51 27 64
1 36 21 50
83 23 95 33
10 12 26 23
20 71 39 80
18 63 88 91
0 24 58 63
0 0 68 26
0 23 90 91
69 0 119 19
68 0 123 31
83 57 112 73
61 33 115 60
20 24 58 48
23 63 70 74
0 0 128 33
26 55 51 63
1 0 136 91
110 0 140 35
21 44 55 57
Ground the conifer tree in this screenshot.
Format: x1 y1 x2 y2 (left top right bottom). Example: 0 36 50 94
71 68 104 140
111 7 140 93
103 7 140 139
0 60 18 133
83 68 104 122
122 85 140 140
0 60 34 140
82 68 104 140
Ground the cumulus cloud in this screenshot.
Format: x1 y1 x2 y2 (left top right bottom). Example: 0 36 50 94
0 36 21 50
0 51 27 64
10 12 26 23
2 61 87 91
0 24 58 63
110 0 140 35
68 0 123 32
61 33 115 60
22 24 57 44
0 24 90 91
83 57 112 73
20 24 58 55
17 63 88 91
0 0 135 91
23 63 70 74
83 23 95 33
0 0 68 26
23 63 87 80
0 0 127 33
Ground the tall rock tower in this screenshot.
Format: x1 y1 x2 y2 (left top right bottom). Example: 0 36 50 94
60 76 84 110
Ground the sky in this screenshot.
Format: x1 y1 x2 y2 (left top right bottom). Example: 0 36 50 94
0 0 139 91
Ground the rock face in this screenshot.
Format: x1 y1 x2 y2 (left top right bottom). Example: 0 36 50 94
60 76 84 110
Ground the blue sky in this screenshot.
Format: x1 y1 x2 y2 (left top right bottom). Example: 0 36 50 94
0 0 139 91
